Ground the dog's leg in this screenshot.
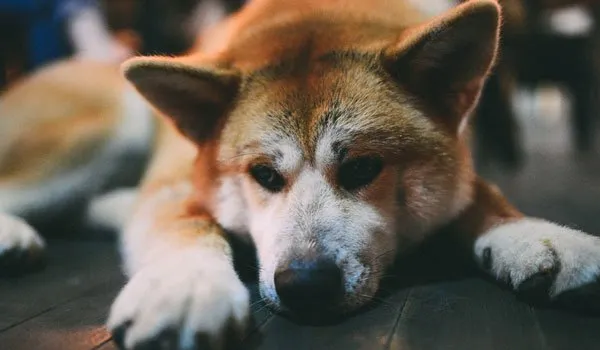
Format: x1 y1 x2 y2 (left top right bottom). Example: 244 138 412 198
455 178 600 308
85 188 139 233
106 129 249 350
0 213 45 276
0 188 47 276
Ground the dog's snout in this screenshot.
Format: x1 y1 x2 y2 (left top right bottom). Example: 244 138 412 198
274 258 343 313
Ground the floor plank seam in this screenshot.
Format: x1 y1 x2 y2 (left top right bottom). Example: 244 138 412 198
0 274 123 334
243 312 276 345
383 289 412 350
529 307 550 349
0 306 61 334
91 336 114 350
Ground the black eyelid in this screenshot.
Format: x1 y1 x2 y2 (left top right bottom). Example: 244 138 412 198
343 156 383 167
249 164 285 192
337 156 383 191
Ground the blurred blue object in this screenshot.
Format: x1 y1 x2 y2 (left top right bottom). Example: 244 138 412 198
0 0 39 13
0 0 96 70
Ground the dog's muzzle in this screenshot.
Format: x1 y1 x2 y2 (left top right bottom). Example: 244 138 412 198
274 256 343 317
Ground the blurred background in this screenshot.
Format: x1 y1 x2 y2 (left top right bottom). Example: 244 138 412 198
0 0 599 232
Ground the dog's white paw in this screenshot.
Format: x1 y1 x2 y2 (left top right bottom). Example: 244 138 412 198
0 213 45 276
474 218 600 300
107 250 250 350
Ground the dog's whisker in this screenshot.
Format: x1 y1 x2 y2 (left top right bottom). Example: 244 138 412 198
368 249 397 263
355 293 399 308
242 263 261 272
250 298 268 307
252 303 275 315
367 267 395 276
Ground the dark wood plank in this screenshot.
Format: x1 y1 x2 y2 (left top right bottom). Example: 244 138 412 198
0 277 122 350
0 240 122 331
534 308 600 350
389 279 545 350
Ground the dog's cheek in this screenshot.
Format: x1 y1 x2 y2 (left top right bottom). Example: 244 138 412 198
401 162 458 223
254 230 298 308
331 201 397 298
240 176 285 243
239 176 272 210
341 257 368 295
361 167 399 207
341 254 386 309
347 237 398 309
248 203 283 261
252 224 282 306
247 198 293 306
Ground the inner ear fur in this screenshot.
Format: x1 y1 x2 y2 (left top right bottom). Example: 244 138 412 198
122 56 241 143
384 0 501 132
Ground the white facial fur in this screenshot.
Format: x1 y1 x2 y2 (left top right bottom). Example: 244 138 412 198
215 130 400 312
212 61 470 314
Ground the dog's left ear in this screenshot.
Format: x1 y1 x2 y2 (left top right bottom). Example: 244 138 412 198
384 0 501 134
122 56 240 143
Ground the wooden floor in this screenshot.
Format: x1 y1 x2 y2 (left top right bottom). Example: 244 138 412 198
3 233 600 350
2 89 600 349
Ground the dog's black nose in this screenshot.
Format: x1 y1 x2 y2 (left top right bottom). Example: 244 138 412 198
274 258 343 314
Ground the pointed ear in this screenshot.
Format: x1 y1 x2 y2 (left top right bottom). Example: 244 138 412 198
122 56 240 143
384 0 501 134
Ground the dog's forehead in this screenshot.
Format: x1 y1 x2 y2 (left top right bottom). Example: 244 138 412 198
223 52 433 169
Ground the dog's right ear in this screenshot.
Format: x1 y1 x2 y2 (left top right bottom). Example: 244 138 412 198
383 0 500 135
122 56 240 143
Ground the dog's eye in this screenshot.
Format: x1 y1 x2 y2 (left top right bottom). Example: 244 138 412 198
338 157 383 191
249 164 285 192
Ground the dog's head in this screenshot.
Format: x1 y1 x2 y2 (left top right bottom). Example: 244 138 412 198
124 0 500 318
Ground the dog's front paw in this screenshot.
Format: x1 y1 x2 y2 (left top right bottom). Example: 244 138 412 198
0 213 45 276
107 251 250 350
474 218 600 308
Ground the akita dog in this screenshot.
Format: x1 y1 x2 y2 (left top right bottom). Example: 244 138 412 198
2 0 600 349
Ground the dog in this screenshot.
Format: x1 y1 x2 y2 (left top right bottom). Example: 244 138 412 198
0 59 152 268
2 0 600 349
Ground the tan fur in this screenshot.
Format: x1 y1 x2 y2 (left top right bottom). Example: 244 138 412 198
0 60 124 186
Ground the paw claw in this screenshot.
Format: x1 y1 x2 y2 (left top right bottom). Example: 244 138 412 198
482 247 492 270
516 270 556 303
111 321 131 349
0 214 45 277
133 328 179 350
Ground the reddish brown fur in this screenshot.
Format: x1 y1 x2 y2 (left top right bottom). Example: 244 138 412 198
123 0 521 270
